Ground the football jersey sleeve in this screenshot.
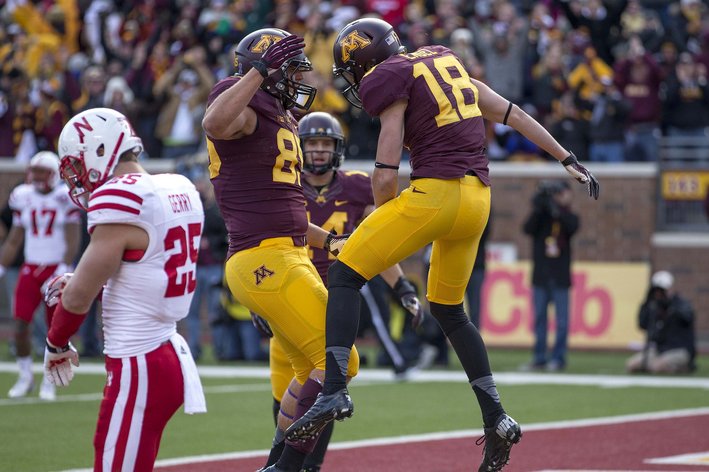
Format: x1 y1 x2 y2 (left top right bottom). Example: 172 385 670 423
207 76 239 108
7 185 27 227
359 61 410 117
87 176 150 233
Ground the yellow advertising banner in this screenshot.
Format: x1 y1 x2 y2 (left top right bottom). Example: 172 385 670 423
661 171 709 200
480 261 650 349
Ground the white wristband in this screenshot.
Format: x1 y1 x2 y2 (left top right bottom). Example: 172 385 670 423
0 265 5 279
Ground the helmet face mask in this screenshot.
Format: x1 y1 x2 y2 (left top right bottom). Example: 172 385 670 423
235 29 317 111
299 112 345 175
332 18 406 108
57 108 143 210
263 58 317 110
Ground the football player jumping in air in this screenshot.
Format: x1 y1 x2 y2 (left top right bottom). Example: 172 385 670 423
287 18 600 472
203 30 364 472
260 111 424 471
0 151 81 401
43 108 206 471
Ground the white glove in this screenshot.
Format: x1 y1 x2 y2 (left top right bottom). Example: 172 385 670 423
44 341 79 387
43 273 74 307
40 263 74 300
0 264 6 279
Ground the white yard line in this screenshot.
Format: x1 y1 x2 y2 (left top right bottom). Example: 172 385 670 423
53 406 709 472
2 361 708 388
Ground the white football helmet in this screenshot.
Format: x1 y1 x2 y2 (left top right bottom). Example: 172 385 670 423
28 151 60 193
58 108 143 209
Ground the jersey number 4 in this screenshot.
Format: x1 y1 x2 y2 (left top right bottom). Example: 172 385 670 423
413 56 481 127
163 223 201 298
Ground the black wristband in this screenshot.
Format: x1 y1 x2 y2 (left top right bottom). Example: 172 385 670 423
560 152 577 166
252 60 269 78
502 101 513 125
46 340 71 354
393 276 416 297
374 162 399 170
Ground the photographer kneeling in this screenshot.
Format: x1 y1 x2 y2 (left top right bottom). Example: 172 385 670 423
627 271 696 374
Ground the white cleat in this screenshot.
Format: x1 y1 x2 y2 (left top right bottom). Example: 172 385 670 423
8 375 35 398
39 377 56 401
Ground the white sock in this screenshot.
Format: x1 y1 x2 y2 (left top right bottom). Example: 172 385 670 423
17 356 33 376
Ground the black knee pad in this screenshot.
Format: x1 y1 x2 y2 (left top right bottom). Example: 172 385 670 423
429 302 470 336
327 260 368 290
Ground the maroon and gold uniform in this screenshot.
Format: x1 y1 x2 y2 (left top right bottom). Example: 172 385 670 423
207 76 308 256
206 77 359 385
339 46 491 305
304 170 373 285
271 169 372 401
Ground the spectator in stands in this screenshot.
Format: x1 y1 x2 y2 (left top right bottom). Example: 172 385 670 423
523 180 579 372
626 270 696 374
589 77 631 162
661 52 709 137
35 80 70 153
0 69 37 162
619 0 664 55
557 0 629 65
154 47 214 159
103 76 137 124
449 28 484 78
550 92 591 162
614 36 663 161
656 41 680 79
72 66 107 113
471 2 528 104
530 41 568 124
568 45 613 120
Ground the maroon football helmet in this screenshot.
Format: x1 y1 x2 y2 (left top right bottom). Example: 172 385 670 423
332 18 406 107
298 112 345 175
234 28 316 110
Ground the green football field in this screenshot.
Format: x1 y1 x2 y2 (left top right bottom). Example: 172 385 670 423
0 347 707 472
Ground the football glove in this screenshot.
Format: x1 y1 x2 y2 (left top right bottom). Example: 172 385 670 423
324 231 350 257
394 276 425 328
250 312 273 338
561 152 600 200
43 273 74 308
252 34 305 78
44 340 79 387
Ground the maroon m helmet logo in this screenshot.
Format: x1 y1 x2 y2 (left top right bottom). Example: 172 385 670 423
254 265 275 285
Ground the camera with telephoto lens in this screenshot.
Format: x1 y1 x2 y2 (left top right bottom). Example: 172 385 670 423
533 180 567 213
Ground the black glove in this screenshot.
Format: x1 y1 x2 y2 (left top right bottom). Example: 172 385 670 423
561 152 600 200
394 276 425 328
251 34 305 78
324 231 350 257
250 312 273 338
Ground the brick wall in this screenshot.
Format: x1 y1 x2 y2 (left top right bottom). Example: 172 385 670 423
2 160 707 346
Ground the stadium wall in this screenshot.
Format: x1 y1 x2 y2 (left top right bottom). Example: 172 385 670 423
1 160 706 348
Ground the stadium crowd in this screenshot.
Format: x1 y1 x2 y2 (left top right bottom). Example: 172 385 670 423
0 0 708 164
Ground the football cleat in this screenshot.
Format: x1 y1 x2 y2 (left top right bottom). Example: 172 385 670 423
477 413 522 472
39 376 57 401
8 374 34 398
286 388 353 441
257 466 286 471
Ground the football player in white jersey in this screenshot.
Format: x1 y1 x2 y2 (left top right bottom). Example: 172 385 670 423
43 108 207 472
0 151 81 401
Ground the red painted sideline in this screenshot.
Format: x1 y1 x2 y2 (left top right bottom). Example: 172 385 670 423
157 414 709 472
